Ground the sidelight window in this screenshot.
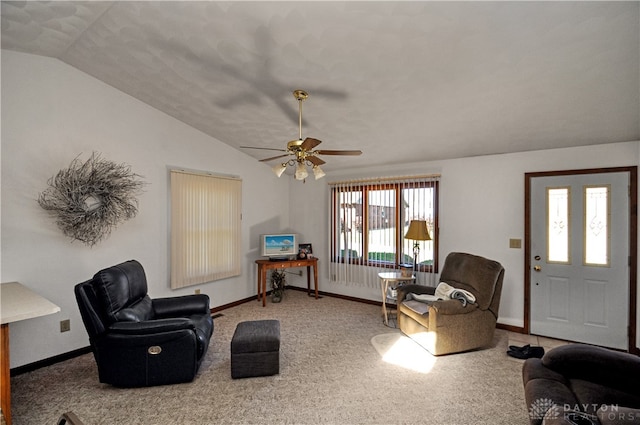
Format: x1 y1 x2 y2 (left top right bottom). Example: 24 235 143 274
547 187 570 264
584 185 610 266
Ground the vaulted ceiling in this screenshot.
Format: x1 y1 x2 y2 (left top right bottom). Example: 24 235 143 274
2 1 639 172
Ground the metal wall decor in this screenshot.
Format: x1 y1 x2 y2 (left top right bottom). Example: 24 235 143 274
38 152 146 246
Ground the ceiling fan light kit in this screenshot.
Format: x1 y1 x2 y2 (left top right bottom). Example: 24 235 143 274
312 165 326 179
242 89 362 182
294 161 309 180
272 163 287 178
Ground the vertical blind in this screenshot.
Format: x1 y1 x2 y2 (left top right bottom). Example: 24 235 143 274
328 174 440 289
170 170 242 289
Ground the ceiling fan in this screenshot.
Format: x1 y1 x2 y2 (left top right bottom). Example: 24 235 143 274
241 90 362 180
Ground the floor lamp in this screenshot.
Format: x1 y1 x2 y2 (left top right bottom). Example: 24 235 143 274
404 220 432 273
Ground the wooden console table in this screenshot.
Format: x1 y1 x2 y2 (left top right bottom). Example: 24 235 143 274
255 258 319 306
1 282 60 425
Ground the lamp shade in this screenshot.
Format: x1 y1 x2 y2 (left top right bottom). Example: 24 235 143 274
312 165 326 180
404 219 431 241
294 161 308 180
272 163 287 178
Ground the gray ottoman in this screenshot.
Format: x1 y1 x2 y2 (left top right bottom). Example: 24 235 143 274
231 319 280 379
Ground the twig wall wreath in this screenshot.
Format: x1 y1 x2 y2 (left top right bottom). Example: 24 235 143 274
38 152 146 246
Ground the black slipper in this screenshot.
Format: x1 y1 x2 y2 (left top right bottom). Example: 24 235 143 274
508 344 530 352
507 345 544 359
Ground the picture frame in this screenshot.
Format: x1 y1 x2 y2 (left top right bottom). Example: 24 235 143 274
298 243 313 259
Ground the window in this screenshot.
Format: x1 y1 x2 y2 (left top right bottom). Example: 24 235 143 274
170 169 242 289
545 184 612 267
547 186 570 264
329 175 439 286
584 185 610 266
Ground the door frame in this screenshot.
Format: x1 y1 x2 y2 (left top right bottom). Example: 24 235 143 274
524 166 638 353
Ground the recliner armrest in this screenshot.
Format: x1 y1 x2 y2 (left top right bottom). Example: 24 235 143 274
96 323 200 387
429 299 478 315
542 344 640 395
109 318 195 335
397 284 435 303
152 294 210 318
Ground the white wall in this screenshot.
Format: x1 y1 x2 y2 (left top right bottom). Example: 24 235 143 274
2 50 639 369
287 141 640 345
1 50 289 368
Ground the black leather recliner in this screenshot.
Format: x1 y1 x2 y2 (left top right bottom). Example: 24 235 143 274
74 259 213 387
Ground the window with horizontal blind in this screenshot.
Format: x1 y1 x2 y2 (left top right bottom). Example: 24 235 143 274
170 169 242 289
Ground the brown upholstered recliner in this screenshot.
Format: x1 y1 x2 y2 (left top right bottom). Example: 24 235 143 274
397 252 504 355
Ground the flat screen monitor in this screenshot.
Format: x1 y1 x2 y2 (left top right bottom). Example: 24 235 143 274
261 233 297 260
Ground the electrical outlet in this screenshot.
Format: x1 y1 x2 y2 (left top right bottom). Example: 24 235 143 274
60 319 71 333
195 289 201 294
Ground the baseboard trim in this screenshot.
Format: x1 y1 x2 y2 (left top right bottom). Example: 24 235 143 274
496 323 525 333
11 346 92 377
210 295 257 313
286 285 383 306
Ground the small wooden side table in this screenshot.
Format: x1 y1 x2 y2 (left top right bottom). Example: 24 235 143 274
378 272 415 326
1 282 60 425
255 258 319 306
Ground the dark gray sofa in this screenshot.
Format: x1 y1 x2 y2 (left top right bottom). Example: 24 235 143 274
522 344 640 424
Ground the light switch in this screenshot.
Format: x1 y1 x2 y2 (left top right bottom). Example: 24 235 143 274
509 238 522 249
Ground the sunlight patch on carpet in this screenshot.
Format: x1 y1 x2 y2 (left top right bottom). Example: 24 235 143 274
371 333 436 374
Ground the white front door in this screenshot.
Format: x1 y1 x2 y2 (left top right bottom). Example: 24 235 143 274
530 172 629 349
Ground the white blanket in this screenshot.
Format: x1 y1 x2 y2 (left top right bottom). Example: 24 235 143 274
435 282 476 306
406 282 477 307
406 293 441 303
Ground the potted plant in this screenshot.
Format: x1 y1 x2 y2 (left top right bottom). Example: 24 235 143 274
270 269 286 303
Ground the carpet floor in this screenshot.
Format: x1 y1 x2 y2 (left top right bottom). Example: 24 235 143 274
11 289 530 424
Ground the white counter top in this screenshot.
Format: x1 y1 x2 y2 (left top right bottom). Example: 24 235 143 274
1 281 60 324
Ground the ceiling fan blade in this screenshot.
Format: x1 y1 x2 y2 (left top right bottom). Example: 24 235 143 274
316 149 363 156
306 155 326 166
259 154 291 162
300 137 322 151
245 91 362 171
241 146 288 152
